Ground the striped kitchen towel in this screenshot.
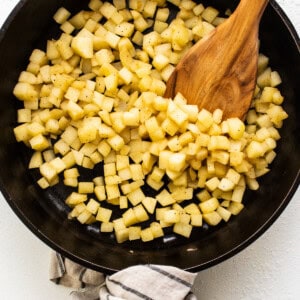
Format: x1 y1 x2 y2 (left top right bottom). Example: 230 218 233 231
50 252 198 300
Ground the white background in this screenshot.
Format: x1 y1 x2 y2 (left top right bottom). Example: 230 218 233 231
0 0 299 299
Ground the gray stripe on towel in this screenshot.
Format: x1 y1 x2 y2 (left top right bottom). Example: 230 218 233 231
107 277 154 300
147 265 193 288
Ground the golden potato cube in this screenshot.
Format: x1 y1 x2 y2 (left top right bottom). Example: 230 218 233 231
163 209 180 223
53 7 71 24
49 157 66 174
145 116 165 141
71 36 93 59
197 109 213 131
127 188 145 206
78 182 94 194
205 177 220 192
86 198 100 214
199 197 219 214
228 202 244 215
167 101 188 127
173 222 192 238
115 228 129 243
67 101 85 120
133 204 149 222
123 208 139 226
116 155 130 170
184 203 201 215
17 108 31 123
201 6 219 23
130 164 145 181
141 227 154 242
96 207 112 223
39 162 57 182
37 177 50 189
129 226 142 241
106 184 120 200
100 222 114 233
167 152 186 172
203 211 222 226
246 141 265 159
119 196 128 209
77 210 92 224
150 222 164 238
29 151 43 169
29 134 50 151
107 135 125 151
65 192 88 206
141 197 156 215
191 214 203 227
156 189 175 206
94 185 106 201
218 178 235 192
216 206 231 222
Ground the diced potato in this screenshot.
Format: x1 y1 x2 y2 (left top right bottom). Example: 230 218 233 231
129 226 142 240
203 211 222 226
173 222 192 238
140 227 154 242
100 222 114 232
96 207 113 223
199 197 219 214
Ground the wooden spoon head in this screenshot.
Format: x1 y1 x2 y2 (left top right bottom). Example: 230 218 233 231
164 3 263 120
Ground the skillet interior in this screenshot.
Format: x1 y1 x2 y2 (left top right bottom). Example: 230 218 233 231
0 0 299 273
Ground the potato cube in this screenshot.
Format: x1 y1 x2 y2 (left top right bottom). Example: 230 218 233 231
141 196 157 215
218 178 235 192
96 207 112 223
115 22 135 37
152 54 169 70
106 184 120 200
199 197 219 214
205 177 220 192
71 36 93 59
77 210 92 224
150 222 164 238
78 182 94 194
100 222 114 233
123 208 139 226
129 226 142 241
29 151 43 169
228 202 244 215
173 222 192 238
119 67 133 85
86 198 100 214
37 177 50 189
132 205 148 223
163 209 180 223
53 7 71 24
127 188 145 206
141 227 154 242
65 192 88 206
191 214 202 227
246 141 265 159
167 153 186 172
203 211 222 226
145 117 165 141
216 206 231 222
184 203 201 215
156 189 175 206
115 228 129 243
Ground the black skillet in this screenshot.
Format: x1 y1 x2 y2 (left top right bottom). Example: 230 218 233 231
0 0 299 274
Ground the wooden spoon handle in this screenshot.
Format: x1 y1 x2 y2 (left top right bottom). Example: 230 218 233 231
232 0 269 30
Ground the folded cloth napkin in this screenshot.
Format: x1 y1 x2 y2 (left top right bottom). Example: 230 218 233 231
50 252 198 300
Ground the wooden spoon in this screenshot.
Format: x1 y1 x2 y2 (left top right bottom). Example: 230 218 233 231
164 0 269 120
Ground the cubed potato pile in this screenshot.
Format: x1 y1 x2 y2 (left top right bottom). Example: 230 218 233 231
13 0 288 243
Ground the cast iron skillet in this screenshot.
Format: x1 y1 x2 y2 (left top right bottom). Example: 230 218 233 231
0 0 299 274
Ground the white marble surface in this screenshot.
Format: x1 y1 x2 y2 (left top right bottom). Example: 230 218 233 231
0 1 299 299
